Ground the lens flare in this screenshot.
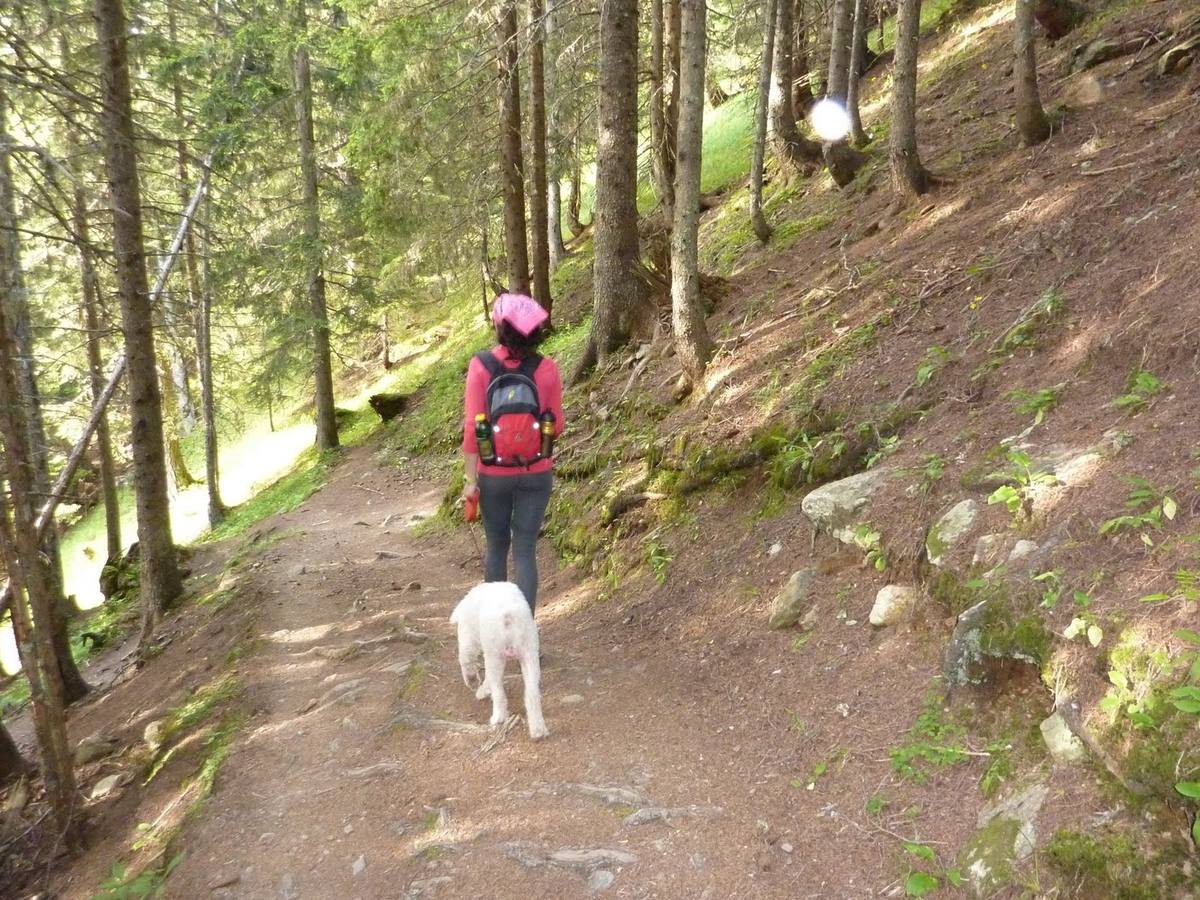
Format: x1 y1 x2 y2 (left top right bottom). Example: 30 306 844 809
809 99 851 143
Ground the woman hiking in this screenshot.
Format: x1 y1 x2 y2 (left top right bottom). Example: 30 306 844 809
462 293 563 614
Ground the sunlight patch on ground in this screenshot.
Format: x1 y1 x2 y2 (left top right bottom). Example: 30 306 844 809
264 623 337 646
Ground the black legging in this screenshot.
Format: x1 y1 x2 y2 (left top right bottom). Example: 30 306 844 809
478 470 553 613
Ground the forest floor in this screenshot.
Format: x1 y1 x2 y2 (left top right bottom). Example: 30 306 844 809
32 439 996 900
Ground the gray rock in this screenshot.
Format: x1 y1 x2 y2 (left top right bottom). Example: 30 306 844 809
560 694 585 705
1008 540 1039 563
405 877 453 898
90 773 124 801
926 500 979 567
767 569 817 630
800 469 889 544
958 782 1049 897
587 870 616 892
352 855 367 877
972 533 1014 568
1040 712 1087 764
978 783 1048 862
74 732 118 766
942 600 990 687
869 585 918 627
143 719 165 751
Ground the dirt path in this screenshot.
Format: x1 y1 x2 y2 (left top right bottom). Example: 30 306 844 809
160 445 945 899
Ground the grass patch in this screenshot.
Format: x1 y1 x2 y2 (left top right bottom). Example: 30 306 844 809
890 691 970 782
202 450 332 544
160 674 242 747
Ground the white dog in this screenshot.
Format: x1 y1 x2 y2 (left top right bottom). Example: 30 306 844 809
449 582 548 740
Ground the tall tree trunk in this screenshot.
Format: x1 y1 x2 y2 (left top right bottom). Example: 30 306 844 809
0 315 79 847
663 0 682 218
0 83 89 704
496 0 531 294
166 8 197 438
293 1 340 452
196 206 225 526
566 135 587 237
750 0 778 244
770 0 822 175
94 0 184 644
1014 0 1051 145
791 0 815 117
544 0 568 269
649 0 671 213
0 721 27 784
821 0 867 185
58 16 120 563
585 0 646 374
846 0 870 145
527 0 553 316
889 0 930 198
671 0 715 390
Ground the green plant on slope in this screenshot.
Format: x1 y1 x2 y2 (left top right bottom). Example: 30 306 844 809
900 840 963 897
1009 384 1062 424
853 523 888 572
913 454 945 493
1111 369 1165 413
1140 568 1200 605
914 345 951 387
987 449 1057 521
890 692 969 783
94 854 184 899
647 541 674 584
1099 476 1177 546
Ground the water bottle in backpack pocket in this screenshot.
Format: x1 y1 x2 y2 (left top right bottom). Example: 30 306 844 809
477 351 549 466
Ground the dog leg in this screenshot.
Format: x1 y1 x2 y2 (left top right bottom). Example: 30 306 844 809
483 646 509 726
519 648 548 740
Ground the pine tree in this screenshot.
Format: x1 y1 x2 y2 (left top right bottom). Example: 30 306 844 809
889 0 931 197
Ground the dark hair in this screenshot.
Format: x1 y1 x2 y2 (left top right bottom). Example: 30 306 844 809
496 320 546 358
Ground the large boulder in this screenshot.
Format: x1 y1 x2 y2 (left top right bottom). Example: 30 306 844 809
801 469 890 544
942 596 1051 687
767 569 817 630
926 500 979 567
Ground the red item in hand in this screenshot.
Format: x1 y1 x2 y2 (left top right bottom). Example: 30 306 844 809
464 487 480 522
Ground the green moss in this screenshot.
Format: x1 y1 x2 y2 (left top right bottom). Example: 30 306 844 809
1045 828 1188 899
161 674 242 746
958 816 1020 895
980 607 1052 667
773 212 837 250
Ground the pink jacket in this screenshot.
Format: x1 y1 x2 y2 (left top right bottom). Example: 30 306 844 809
463 345 564 476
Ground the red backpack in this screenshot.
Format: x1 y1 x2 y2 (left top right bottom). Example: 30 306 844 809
477 351 544 466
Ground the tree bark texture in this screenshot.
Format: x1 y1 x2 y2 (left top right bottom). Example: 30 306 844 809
544 0 569 268
846 0 870 145
750 0 779 244
1014 0 1051 145
58 25 121 562
821 0 868 185
94 0 185 642
589 0 645 363
888 0 930 198
292 2 340 453
0 312 79 846
671 0 715 388
770 0 822 175
791 0 815 117
497 0 531 294
566 140 587 237
663 0 682 218
527 0 554 316
1 82 91 703
167 6 197 436
197 208 225 526
649 0 672 213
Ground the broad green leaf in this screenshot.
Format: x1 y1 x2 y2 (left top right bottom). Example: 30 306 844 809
1139 593 1172 603
1171 699 1200 714
1162 496 1177 520
1108 670 1129 691
1176 629 1200 646
1087 625 1103 647
1193 817 1200 847
905 872 939 897
1175 782 1200 799
902 841 936 862
946 868 964 887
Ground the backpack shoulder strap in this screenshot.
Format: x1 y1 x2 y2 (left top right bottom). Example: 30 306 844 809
475 350 503 379
516 352 543 381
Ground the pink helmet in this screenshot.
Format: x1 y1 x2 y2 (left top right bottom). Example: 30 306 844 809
492 292 549 337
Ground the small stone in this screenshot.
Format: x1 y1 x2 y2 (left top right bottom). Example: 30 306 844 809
767 569 817 630
587 870 616 891
1008 540 1039 562
800 469 890 544
780 842 794 854
767 542 782 557
1040 712 1087 764
207 873 240 890
973 533 1013 568
869 585 918 627
406 581 422 592
344 824 354 834
352 855 367 877
90 774 123 800
926 499 978 567
75 732 118 766
561 694 585 704
143 719 165 750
